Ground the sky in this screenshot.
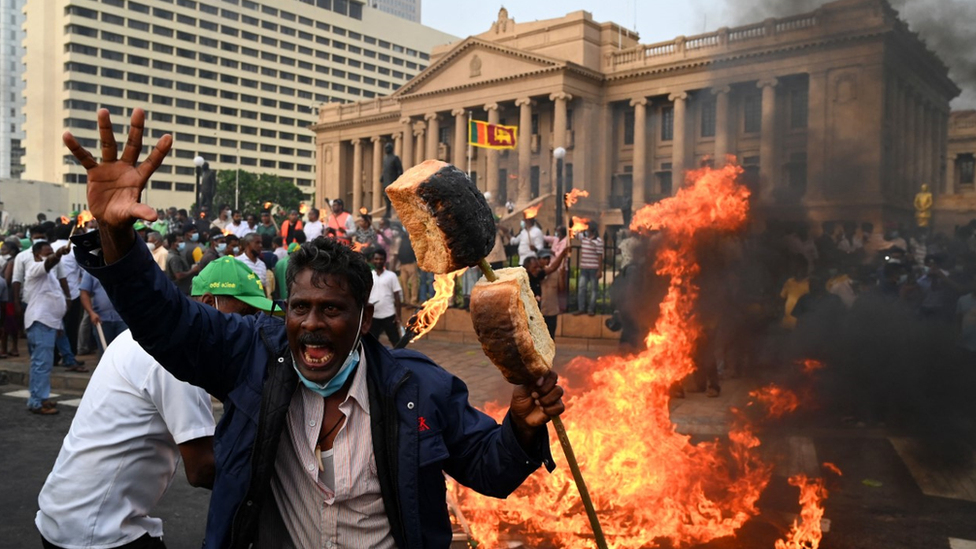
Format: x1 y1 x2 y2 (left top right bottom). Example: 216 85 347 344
421 0 976 109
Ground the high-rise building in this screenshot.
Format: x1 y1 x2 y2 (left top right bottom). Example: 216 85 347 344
0 0 26 178
370 0 420 23
22 0 454 210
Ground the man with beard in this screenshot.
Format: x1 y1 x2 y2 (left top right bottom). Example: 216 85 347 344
66 108 565 549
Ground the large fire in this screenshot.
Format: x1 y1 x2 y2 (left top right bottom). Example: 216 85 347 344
568 216 590 239
77 210 94 227
774 463 841 549
456 164 793 547
408 268 466 341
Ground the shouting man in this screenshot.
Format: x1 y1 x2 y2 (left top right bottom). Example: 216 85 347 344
64 108 564 549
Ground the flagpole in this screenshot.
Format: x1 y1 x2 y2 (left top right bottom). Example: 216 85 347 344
466 110 472 178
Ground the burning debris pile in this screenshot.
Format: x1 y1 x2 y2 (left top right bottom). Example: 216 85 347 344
454 164 835 548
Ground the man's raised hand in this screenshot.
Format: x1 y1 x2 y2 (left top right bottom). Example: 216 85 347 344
62 108 171 230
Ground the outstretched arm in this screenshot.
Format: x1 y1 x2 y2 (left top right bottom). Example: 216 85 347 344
63 108 171 264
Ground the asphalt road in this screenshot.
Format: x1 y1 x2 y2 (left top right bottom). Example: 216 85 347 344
0 389 210 549
3 384 976 549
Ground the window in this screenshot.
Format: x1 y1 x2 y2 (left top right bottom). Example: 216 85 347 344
128 20 149 31
152 43 174 54
100 49 124 61
661 106 674 141
153 25 174 37
152 95 173 106
700 97 716 138
958 154 976 187
66 62 98 74
129 1 149 13
101 13 124 25
787 152 807 193
201 3 218 14
127 90 149 101
200 20 217 31
176 115 195 125
67 24 98 36
176 66 195 76
657 171 672 196
153 7 173 19
743 93 761 133
790 86 808 129
153 77 173 88
152 60 173 71
176 98 196 109
177 14 196 25
101 85 123 96
128 55 149 66
622 108 635 146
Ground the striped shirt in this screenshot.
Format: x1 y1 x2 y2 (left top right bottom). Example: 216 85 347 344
579 235 603 269
259 349 395 549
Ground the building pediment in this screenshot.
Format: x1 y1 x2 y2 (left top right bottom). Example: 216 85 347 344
394 39 565 97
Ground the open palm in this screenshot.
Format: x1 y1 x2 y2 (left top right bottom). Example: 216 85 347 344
62 108 172 229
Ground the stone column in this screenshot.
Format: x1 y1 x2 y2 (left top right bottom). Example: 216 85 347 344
371 136 383 211
414 122 425 164
894 82 906 198
758 77 779 202
425 113 440 163
947 153 957 195
712 85 731 164
484 102 500 199
939 112 949 194
915 98 926 191
805 71 827 202
515 97 534 205
668 91 688 193
351 138 364 214
452 108 467 168
630 97 648 205
550 92 573 151
393 133 402 158
400 117 413 170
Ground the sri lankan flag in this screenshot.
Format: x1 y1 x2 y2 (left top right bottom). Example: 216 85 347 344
468 120 517 150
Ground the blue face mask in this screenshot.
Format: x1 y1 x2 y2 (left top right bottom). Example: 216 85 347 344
177 242 186 252
190 233 200 242
292 308 364 398
216 243 227 253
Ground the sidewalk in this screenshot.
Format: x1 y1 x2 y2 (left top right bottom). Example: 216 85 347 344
0 338 751 436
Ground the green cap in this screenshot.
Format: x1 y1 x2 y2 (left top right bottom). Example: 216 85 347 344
191 256 275 312
133 221 147 231
287 242 300 253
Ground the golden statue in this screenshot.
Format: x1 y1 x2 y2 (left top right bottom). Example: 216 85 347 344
914 183 933 228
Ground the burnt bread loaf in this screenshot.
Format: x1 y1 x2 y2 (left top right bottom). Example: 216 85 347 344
469 267 555 385
386 160 496 274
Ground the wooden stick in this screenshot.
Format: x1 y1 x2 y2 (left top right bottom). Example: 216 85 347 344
475 259 609 549
95 322 108 351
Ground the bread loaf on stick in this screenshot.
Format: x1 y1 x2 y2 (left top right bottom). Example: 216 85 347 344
470 267 555 385
386 160 496 274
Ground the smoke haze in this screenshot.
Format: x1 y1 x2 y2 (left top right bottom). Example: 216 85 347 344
712 0 976 109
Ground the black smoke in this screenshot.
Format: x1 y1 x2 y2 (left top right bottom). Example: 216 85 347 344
711 0 976 109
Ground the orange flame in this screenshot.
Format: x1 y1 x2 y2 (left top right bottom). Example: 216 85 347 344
59 216 70 225
774 465 841 549
407 268 466 341
568 216 589 239
359 207 369 215
77 210 94 227
263 202 273 210
351 241 368 253
564 188 589 209
801 359 825 373
222 228 233 236
299 202 308 215
458 164 771 548
749 384 800 419
523 204 542 219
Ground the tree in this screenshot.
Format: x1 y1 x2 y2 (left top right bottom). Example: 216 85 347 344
212 170 305 216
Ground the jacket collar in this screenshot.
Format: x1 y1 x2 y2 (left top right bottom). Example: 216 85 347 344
361 334 409 394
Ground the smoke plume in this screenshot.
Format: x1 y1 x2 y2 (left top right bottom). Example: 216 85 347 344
714 0 976 109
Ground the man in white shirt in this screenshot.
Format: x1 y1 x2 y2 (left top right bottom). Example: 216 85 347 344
36 330 216 549
509 216 545 266
367 248 402 346
36 255 273 548
228 210 250 239
235 233 269 290
23 241 71 415
302 208 324 241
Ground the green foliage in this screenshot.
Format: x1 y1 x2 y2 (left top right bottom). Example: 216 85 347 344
213 170 305 215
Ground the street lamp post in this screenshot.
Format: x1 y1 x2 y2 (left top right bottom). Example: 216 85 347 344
554 147 566 224
193 155 205 211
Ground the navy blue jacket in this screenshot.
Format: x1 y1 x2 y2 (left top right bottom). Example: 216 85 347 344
74 232 555 548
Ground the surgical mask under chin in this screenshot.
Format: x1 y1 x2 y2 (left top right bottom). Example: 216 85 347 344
520 220 526 229
147 242 156 251
216 243 227 253
232 246 240 255
190 233 200 242
293 308 364 398
177 242 186 252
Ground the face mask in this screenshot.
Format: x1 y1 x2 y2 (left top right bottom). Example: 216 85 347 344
292 307 365 398
177 242 186 252
190 233 199 242
520 220 526 229
216 243 227 253
898 274 908 284
33 238 46 245
147 242 156 251
232 246 240 255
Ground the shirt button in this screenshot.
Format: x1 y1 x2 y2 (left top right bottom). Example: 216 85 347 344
310 420 316 427
277 357 284 363
307 463 315 471
406 401 415 409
